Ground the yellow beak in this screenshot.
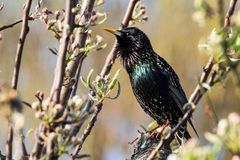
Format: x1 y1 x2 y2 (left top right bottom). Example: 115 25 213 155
104 28 122 37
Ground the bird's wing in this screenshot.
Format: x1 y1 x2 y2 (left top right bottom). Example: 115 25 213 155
156 56 198 137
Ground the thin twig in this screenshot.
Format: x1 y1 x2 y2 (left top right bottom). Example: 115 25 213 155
189 56 214 103
30 123 45 159
21 100 32 108
7 1 32 159
69 98 94 137
71 103 102 160
50 0 77 103
6 123 13 160
70 57 84 97
0 17 34 31
11 0 32 90
48 47 57 55
224 0 238 28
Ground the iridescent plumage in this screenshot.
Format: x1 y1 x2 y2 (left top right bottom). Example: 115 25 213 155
107 27 197 142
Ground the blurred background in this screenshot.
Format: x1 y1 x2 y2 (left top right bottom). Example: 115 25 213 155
0 0 240 159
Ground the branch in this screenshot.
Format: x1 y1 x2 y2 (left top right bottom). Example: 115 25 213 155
11 0 32 90
21 100 32 108
0 17 34 31
30 123 45 159
6 123 13 160
30 1 77 158
50 0 77 103
7 1 32 159
70 57 84 97
224 0 238 28
59 0 96 104
189 56 214 103
71 103 102 160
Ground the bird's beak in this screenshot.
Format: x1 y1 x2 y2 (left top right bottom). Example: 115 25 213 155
104 28 122 37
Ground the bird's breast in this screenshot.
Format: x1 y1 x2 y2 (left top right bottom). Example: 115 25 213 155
128 63 177 124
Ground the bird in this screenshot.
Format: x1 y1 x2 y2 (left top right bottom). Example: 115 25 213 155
104 27 198 143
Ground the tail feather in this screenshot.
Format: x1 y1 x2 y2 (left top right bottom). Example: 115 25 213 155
188 119 199 138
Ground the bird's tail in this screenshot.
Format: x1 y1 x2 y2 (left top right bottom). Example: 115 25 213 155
175 124 191 145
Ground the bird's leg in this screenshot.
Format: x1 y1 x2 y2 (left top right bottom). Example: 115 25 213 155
128 120 171 145
128 137 139 145
149 120 170 138
148 124 160 135
128 123 161 145
155 120 170 138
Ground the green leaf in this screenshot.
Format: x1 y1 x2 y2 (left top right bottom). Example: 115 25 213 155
80 76 89 89
96 12 107 25
147 121 158 131
198 43 209 49
26 128 34 137
108 69 121 90
205 132 222 146
66 51 72 63
106 81 121 100
96 43 107 51
87 69 94 88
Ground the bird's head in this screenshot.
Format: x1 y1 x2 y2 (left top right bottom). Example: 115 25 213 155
104 27 154 68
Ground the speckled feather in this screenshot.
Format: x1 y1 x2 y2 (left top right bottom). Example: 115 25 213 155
114 27 197 141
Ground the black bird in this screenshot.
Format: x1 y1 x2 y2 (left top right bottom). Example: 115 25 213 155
105 27 197 142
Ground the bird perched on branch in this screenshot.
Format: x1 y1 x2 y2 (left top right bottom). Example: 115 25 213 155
105 27 197 143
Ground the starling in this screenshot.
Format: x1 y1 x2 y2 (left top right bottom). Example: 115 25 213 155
105 27 197 142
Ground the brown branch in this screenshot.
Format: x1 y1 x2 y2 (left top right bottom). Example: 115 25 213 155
50 0 77 103
71 103 102 160
6 1 32 159
30 123 45 159
11 0 32 90
69 98 94 137
21 100 32 108
189 56 214 103
59 0 96 104
0 17 34 31
6 123 13 160
30 1 77 159
224 0 238 28
70 57 84 97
